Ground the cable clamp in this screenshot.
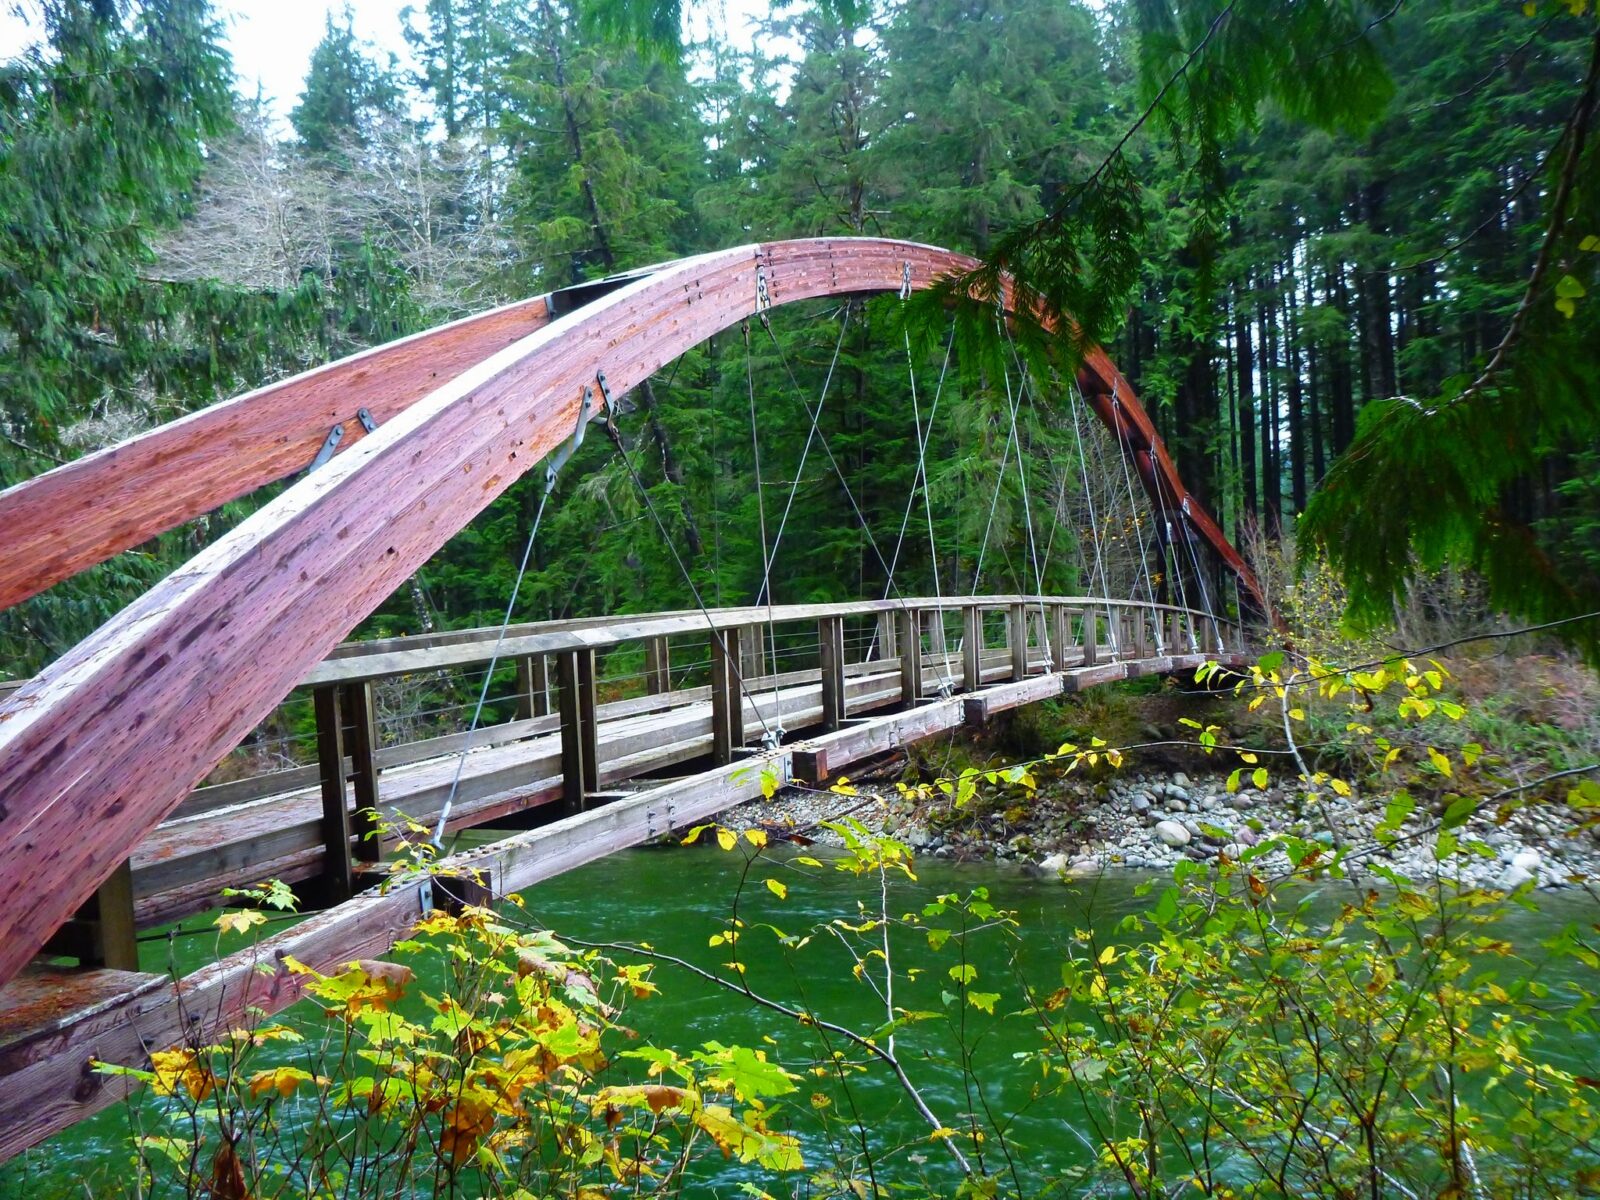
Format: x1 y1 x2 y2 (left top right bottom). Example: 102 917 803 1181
1181 496 1192 517
898 261 912 300
760 727 784 752
755 266 772 327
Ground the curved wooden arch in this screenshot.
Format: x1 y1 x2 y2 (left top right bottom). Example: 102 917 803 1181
0 237 1261 988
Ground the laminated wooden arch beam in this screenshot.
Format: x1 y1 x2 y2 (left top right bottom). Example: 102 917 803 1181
0 293 559 613
0 237 1259 989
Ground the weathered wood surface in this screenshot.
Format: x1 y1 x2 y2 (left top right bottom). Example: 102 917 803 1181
0 294 557 614
0 648 1248 1163
0 236 1252 991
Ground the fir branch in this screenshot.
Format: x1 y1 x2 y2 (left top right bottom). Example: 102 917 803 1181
1450 22 1600 411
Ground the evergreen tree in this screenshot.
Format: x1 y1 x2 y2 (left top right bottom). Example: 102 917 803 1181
291 9 405 157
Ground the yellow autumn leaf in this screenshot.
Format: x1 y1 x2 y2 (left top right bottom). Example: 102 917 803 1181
1098 945 1117 965
745 828 768 849
215 910 266 936
1427 748 1453 778
716 827 737 852
765 878 788 900
1330 778 1351 798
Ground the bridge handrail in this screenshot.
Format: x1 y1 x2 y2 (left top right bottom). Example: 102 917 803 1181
302 595 1245 687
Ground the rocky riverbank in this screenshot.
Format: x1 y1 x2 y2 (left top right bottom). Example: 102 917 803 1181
722 768 1600 891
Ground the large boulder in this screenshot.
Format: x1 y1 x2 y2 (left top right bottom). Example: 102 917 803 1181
1154 820 1191 848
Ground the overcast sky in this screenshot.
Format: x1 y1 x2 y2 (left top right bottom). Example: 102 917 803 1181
1 1 767 126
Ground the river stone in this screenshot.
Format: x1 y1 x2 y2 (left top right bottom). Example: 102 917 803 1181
1235 827 1259 848
1227 794 1254 811
1066 857 1100 877
1512 847 1541 872
1172 771 1191 788
1130 794 1152 814
1154 820 1191 848
1499 863 1535 891
1038 852 1069 874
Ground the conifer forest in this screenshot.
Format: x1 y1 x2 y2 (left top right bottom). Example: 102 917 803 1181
4 2 1600 1198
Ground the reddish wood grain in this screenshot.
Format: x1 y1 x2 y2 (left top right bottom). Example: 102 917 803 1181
0 294 556 613
0 237 1253 990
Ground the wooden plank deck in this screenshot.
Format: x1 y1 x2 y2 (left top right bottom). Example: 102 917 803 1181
0 646 1247 1162
126 648 1058 927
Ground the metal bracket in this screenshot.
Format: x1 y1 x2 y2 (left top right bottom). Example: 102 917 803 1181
417 878 434 916
899 261 912 300
759 727 785 752
357 407 378 434
596 370 620 444
307 423 344 473
544 385 596 495
755 266 772 326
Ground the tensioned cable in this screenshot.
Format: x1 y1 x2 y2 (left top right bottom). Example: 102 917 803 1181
743 318 785 740
885 325 958 692
758 314 913 609
968 360 1023 597
753 307 853 611
1152 481 1199 653
603 418 775 741
1178 509 1225 651
1107 389 1164 651
997 330 1057 668
1068 382 1120 655
883 329 953 599
431 480 557 847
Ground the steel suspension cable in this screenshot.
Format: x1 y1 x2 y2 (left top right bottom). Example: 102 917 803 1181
1108 389 1164 651
743 318 785 740
1068 382 1121 654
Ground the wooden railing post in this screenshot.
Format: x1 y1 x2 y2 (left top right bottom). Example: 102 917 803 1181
710 627 743 764
819 616 847 731
340 680 382 868
1082 609 1099 666
1051 605 1071 672
875 610 897 661
93 860 139 971
1008 603 1029 680
644 637 670 695
741 624 764 685
515 655 550 719
897 608 923 703
313 684 354 903
962 605 982 692
557 649 599 808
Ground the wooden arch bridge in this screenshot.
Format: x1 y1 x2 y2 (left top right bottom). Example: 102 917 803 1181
0 238 1258 1157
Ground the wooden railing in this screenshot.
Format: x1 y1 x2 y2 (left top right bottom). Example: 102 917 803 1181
55 595 1241 970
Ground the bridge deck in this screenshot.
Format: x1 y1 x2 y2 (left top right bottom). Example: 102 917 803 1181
131 649 1061 928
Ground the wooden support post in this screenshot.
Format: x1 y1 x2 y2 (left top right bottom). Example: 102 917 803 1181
644 637 670 695
741 624 764 684
1008 603 1029 680
1051 606 1071 672
313 683 354 903
897 608 923 703
962 606 982 692
340 680 382 867
875 611 896 661
819 616 847 731
710 627 743 764
515 655 550 719
557 649 599 809
1083 610 1099 666
94 859 139 971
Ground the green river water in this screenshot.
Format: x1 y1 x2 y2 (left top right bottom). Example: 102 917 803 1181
4 847 1597 1197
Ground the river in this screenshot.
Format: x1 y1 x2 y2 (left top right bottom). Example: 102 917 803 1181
4 847 1597 1196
